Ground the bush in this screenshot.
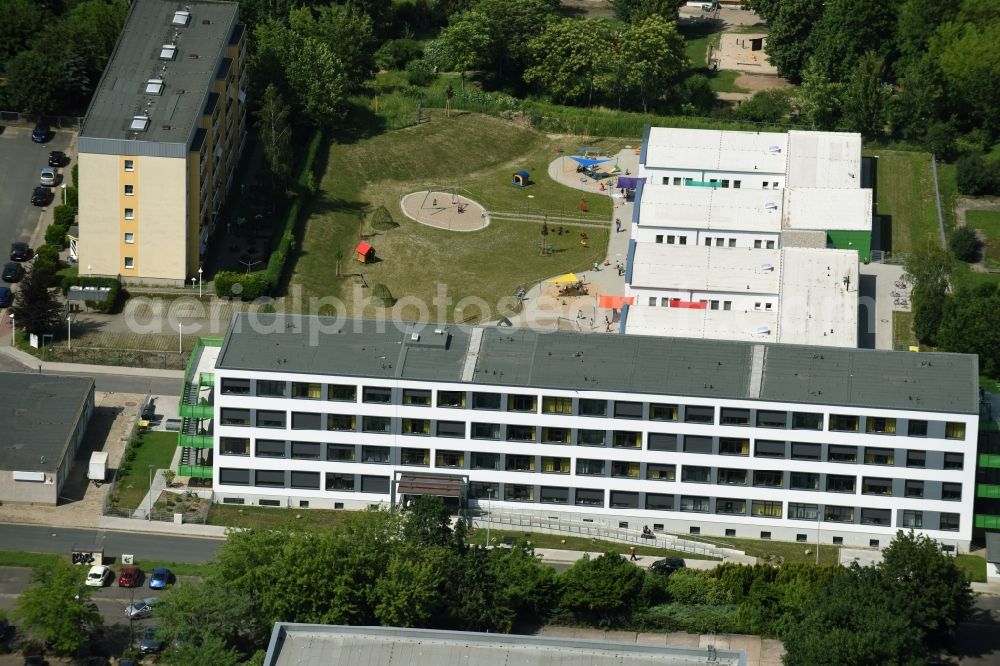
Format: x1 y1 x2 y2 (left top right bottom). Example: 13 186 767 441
405 59 437 87
634 603 741 634
950 226 981 262
71 163 78 188
371 283 395 307
53 205 75 228
734 90 792 123
61 276 122 313
64 186 78 210
34 243 59 266
45 224 68 248
923 121 958 161
374 39 424 71
956 154 1000 196
214 271 269 301
369 204 396 231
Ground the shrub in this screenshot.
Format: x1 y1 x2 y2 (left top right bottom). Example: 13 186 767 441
734 89 792 123
371 283 395 307
214 271 269 300
405 59 437 87
61 276 122 314
34 243 60 265
370 204 396 231
950 226 981 262
956 154 1000 196
45 224 68 248
53 205 76 228
64 186 78 210
374 39 424 71
634 603 741 634
71 164 78 188
922 121 958 161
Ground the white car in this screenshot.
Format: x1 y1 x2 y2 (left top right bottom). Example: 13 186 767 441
85 564 112 587
39 167 57 187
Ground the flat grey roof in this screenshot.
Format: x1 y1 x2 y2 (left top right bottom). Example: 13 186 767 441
263 624 745 666
217 315 978 414
0 373 94 473
80 0 238 145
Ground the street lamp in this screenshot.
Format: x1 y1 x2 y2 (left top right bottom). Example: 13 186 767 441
8 313 13 346
197 266 203 298
485 487 494 548
178 322 183 354
61 183 67 205
147 464 155 520
67 315 72 350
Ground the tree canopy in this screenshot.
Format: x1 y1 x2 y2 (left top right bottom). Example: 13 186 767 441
15 561 103 654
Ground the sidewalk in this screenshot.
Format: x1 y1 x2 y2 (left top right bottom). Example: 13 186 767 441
534 547 722 570
98 515 231 539
0 345 184 378
972 582 1000 596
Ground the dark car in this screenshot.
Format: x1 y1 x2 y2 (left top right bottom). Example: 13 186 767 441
31 121 50 143
0 287 13 308
31 186 52 206
48 151 67 167
139 627 164 655
649 557 686 576
2 262 24 283
10 242 30 262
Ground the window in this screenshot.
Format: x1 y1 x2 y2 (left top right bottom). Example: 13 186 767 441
907 420 928 437
645 494 673 510
256 411 285 428
577 429 607 447
124 257 134 269
223 497 245 505
124 159 134 172
436 421 465 438
679 236 687 245
254 470 285 488
832 537 844 545
721 408 750 426
704 237 712 247
469 482 499 499
866 417 896 434
327 444 355 462
754 302 762 311
904 480 924 498
655 235 664 244
792 412 823 430
257 380 285 397
504 484 534 502
796 534 807 543
291 382 321 399
613 401 644 419
610 491 639 509
291 412 320 430
902 510 923 528
942 483 962 501
649 297 656 306
402 389 431 406
647 432 677 451
689 526 701 535
326 473 354 491
124 184 134 196
505 455 535 472
717 468 747 485
752 500 782 518
327 384 356 402
940 513 960 531
612 431 641 448
575 488 604 506
944 453 964 470
772 182 779 188
765 240 775 249
124 232 134 244
542 427 570 444
721 180 730 188
401 418 430 436
361 446 390 464
680 496 709 512
471 452 499 470
472 392 501 410
734 180 742 188
291 442 320 460
756 411 787 428
728 239 736 248
647 464 675 481
861 477 893 496
435 450 464 468
791 443 821 460
682 466 711 483
826 475 856 493
362 387 392 404
220 437 249 456
824 505 854 523
755 440 786 458
753 470 783 488
541 487 569 504
667 235 675 244
541 457 571 474
864 448 894 465
471 423 501 440
124 208 134 220
684 406 714 424
221 378 250 395
220 408 251 426
790 472 819 490
290 471 320 489
719 438 749 456
830 414 859 431
788 503 819 520
437 391 466 408
828 445 858 463
506 425 536 442
327 414 355 431
611 461 639 478
649 403 677 421
219 468 250 485
906 450 926 468
507 394 536 412
945 422 966 439
754 240 763 248
361 416 391 433
361 475 390 494
673 177 682 185
543 396 573 414
576 459 606 476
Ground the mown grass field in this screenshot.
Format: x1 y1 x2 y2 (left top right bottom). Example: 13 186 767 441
873 150 940 255
688 536 841 566
967 209 1000 270
955 553 987 583
465 528 719 560
207 504 354 530
115 431 178 509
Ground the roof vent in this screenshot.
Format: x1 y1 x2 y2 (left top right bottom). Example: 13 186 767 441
172 10 191 26
756 326 771 334
760 263 774 271
130 116 150 132
768 145 782 153
159 44 177 60
434 328 444 335
410 332 420 342
202 19 211 25
764 201 778 210
188 53 200 59
145 79 164 95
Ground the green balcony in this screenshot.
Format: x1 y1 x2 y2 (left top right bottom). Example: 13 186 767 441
979 454 1000 469
978 484 1000 498
179 402 213 419
199 371 215 387
178 465 213 479
975 514 1000 529
178 433 213 449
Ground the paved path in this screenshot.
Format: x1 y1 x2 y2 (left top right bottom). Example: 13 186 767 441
858 262 909 350
0 345 182 394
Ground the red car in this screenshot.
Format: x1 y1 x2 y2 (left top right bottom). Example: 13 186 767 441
118 566 141 588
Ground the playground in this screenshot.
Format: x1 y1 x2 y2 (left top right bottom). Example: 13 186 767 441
400 189 490 232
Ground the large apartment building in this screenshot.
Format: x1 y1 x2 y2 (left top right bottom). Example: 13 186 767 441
181 315 981 550
78 0 246 284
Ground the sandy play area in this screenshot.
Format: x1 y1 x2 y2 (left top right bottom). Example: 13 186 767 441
400 190 490 232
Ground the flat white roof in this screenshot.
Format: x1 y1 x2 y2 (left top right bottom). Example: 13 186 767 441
624 305 779 343
643 127 788 174
630 244 782 294
777 247 858 348
782 187 873 231
786 130 863 188
637 185 783 233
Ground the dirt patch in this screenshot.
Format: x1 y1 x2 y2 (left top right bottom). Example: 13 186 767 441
151 490 210 522
734 74 792 93
400 190 490 231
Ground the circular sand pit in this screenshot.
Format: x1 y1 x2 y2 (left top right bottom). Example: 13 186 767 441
400 190 490 232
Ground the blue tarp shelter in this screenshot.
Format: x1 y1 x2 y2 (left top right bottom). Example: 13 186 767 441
570 156 612 168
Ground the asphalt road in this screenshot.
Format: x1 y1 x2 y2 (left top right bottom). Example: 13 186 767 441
0 524 222 563
0 124 73 249
0 351 181 394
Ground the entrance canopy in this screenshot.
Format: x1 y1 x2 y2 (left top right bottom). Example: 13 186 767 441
598 295 634 309
397 474 465 498
616 176 643 189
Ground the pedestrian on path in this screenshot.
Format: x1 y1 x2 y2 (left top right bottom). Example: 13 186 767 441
629 546 637 561
615 218 621 232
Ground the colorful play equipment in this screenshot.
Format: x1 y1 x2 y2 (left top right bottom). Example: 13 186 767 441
512 170 530 187
354 241 375 263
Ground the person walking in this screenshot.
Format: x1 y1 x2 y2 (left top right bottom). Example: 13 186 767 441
628 546 637 561
615 218 622 232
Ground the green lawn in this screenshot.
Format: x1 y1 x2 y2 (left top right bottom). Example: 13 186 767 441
115 431 178 508
706 69 748 94
687 536 841 566
207 504 354 530
955 554 987 583
681 23 721 68
291 112 610 321
0 550 64 569
893 310 917 350
967 209 1000 270
465 529 719 561
873 150 940 255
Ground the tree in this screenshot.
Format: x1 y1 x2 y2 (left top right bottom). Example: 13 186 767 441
878 530 974 649
735 89 792 123
934 19 1000 134
153 581 259 651
912 287 946 346
808 0 899 82
288 4 375 89
255 84 292 189
840 51 887 138
373 544 450 627
887 56 950 141
524 18 613 105
10 265 62 336
488 542 558 625
611 0 681 23
557 553 647 627
903 240 951 296
955 154 1000 196
446 547 516 632
159 634 241 666
894 0 950 72
0 0 50 64
950 227 980 262
615 15 688 113
762 0 824 81
793 57 842 129
15 561 102 654
403 495 457 548
937 284 1000 376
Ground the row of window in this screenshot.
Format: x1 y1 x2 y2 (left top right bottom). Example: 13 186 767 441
659 177 781 189
650 235 777 250
218 382 968 440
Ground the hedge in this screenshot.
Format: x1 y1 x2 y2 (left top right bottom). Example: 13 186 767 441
61 275 123 314
53 205 75 228
45 223 68 248
214 271 269 301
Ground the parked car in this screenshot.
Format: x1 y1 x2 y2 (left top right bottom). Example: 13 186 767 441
148 567 170 589
31 186 52 206
9 242 30 261
85 565 112 587
0 287 13 308
649 557 686 576
39 167 57 186
139 627 164 655
31 121 50 143
47 150 67 167
2 262 24 283
123 597 159 620
118 566 141 587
